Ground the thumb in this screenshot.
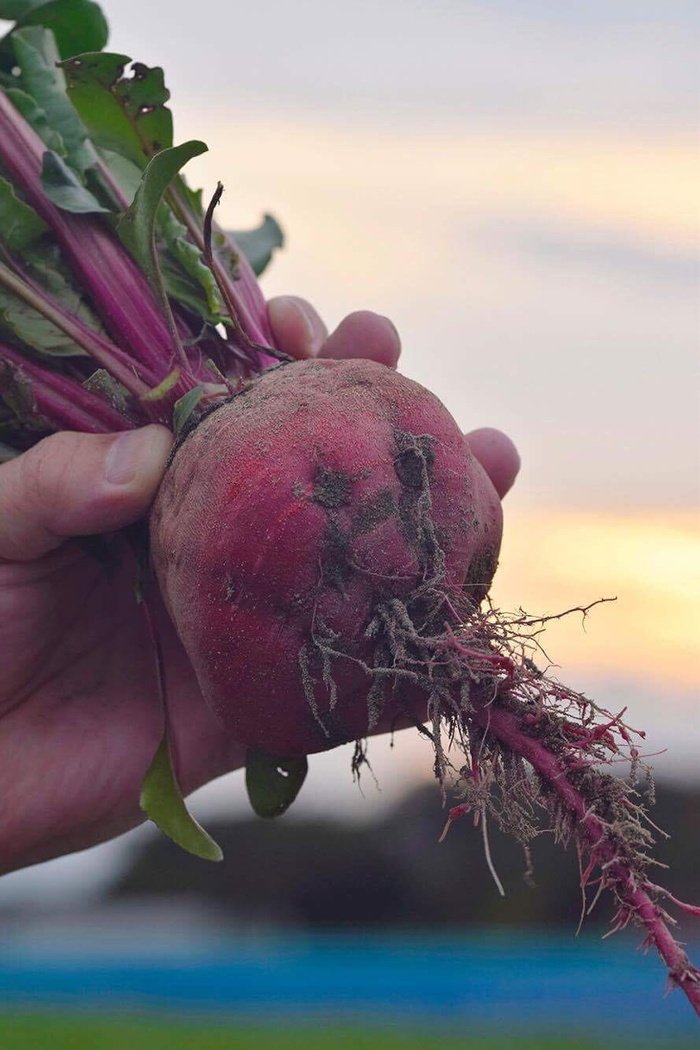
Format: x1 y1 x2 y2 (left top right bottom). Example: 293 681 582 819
0 426 173 562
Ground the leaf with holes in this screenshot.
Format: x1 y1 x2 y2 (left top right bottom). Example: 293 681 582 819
60 51 173 168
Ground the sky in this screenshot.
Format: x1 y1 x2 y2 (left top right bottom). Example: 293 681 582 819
0 0 698 902
101 0 700 508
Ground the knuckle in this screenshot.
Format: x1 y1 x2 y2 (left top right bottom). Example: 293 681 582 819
17 432 82 507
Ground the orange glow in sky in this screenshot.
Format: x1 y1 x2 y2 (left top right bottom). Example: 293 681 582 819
493 507 700 691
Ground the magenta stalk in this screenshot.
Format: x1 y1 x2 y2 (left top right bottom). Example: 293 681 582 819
0 92 186 379
1 342 132 432
469 695 700 1018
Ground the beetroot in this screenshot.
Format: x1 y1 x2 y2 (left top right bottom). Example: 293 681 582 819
151 358 502 756
151 357 700 1013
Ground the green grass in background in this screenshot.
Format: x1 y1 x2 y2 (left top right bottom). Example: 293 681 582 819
0 1014 695 1050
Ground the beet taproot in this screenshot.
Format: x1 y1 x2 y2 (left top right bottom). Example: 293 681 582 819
151 357 502 756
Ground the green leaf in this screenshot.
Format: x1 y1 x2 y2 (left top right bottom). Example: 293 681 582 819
172 384 204 437
245 750 309 819
97 147 142 204
61 51 173 166
0 283 87 356
141 367 181 403
0 175 48 250
205 357 229 382
12 26 96 173
40 149 109 213
22 238 104 328
159 207 224 321
173 176 204 221
231 214 284 277
1 0 108 69
82 161 123 213
4 85 65 152
157 258 214 320
140 738 223 862
0 2 44 19
0 239 104 356
116 140 207 303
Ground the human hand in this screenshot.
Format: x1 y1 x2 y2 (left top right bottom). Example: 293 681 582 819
0 301 519 873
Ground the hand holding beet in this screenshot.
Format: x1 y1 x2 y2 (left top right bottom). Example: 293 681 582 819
0 301 517 871
0 2 697 1020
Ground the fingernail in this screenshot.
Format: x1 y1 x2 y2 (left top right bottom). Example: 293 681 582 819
287 297 315 350
104 428 150 486
297 300 325 347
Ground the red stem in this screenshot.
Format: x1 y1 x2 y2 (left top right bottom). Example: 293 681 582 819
0 92 189 381
0 258 160 400
1 343 131 432
470 695 700 1017
171 188 277 356
214 226 277 350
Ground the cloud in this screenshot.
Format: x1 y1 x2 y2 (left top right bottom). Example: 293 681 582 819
482 220 700 286
108 0 699 135
470 0 699 27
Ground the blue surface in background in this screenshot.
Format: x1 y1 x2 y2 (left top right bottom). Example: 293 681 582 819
0 932 697 1038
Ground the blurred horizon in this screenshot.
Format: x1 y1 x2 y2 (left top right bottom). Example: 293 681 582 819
2 780 699 1040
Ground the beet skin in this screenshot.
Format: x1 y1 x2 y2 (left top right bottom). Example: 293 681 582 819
151 358 502 756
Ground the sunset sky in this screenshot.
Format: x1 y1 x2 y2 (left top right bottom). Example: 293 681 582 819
105 0 700 509
0 0 697 900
